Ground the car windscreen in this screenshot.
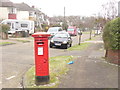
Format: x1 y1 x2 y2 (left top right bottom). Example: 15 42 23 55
54 33 68 38
67 28 74 31
47 28 59 32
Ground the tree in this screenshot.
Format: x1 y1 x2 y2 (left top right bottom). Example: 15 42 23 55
0 24 10 39
101 0 117 20
62 21 68 30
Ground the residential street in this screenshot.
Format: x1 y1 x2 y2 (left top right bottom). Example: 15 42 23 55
0 0 119 89
1 33 93 88
1 34 119 88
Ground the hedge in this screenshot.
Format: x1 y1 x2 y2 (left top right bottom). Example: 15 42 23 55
103 17 120 50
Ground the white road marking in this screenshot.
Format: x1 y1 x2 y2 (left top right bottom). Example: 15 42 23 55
6 75 16 80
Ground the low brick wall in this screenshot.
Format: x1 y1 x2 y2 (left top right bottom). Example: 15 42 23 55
107 50 120 64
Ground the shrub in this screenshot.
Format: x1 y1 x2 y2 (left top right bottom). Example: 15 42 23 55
103 17 120 50
0 24 10 39
51 24 61 27
0 24 10 33
41 24 49 32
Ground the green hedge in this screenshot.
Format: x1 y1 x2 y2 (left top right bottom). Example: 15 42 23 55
103 17 120 50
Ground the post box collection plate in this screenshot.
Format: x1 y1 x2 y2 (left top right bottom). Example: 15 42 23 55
38 47 43 55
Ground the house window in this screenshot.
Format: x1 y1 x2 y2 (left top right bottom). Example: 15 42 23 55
9 8 16 14
12 23 14 29
7 22 11 26
29 12 34 17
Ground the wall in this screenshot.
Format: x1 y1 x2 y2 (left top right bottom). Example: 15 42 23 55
107 50 120 64
16 11 29 20
0 7 9 20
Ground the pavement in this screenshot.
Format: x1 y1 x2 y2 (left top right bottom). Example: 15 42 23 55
58 36 119 88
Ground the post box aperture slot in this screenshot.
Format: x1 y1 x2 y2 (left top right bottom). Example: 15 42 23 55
36 42 44 45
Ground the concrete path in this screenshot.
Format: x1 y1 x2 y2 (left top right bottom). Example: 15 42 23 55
58 36 118 88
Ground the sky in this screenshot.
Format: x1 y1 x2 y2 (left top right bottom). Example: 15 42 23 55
10 0 120 17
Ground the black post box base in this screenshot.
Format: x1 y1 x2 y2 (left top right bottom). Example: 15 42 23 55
35 75 50 85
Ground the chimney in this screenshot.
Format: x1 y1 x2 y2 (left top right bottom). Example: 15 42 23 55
32 5 35 8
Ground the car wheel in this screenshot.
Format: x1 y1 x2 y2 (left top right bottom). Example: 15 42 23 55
64 44 70 49
50 43 53 48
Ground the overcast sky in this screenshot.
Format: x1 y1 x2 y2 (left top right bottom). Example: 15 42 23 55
10 0 120 17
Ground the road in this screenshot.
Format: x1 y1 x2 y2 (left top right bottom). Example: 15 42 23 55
1 33 94 88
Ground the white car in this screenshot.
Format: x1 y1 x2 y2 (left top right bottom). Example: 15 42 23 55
47 27 63 36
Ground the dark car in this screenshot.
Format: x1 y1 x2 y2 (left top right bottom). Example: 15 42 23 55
50 32 72 49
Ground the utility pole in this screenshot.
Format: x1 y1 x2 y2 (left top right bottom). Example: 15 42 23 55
63 6 67 30
64 6 65 22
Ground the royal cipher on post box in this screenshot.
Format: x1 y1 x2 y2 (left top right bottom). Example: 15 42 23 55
32 32 51 85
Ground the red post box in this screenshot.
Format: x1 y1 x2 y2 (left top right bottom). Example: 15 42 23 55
32 32 51 85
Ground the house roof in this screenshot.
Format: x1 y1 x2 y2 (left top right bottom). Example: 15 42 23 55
0 0 14 7
14 3 34 11
0 0 11 2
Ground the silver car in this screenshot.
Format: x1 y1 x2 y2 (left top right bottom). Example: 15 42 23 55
47 27 63 36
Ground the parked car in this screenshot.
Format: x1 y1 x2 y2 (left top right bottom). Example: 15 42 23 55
67 26 77 36
50 31 72 49
47 27 63 37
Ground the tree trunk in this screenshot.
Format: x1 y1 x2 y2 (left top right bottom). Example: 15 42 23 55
1 32 8 39
105 50 108 57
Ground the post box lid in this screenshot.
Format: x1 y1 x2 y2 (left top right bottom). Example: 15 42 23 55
32 32 51 38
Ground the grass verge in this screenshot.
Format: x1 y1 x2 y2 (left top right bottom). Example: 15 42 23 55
67 42 90 51
82 30 94 34
24 56 75 88
16 39 30 43
0 42 15 46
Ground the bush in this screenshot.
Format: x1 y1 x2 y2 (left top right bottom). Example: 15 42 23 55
51 24 61 27
41 24 49 32
103 17 120 50
0 24 10 33
0 24 10 39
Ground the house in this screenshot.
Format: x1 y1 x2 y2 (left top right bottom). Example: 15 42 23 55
14 2 35 20
31 6 50 29
0 0 17 21
0 0 50 31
